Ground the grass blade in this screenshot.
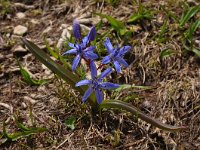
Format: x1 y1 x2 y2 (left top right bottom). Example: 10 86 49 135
185 19 200 41
180 5 200 26
8 127 46 141
192 47 200 58
95 13 125 30
160 49 175 59
115 84 151 92
18 60 47 85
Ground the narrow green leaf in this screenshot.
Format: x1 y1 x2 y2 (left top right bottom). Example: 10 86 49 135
64 117 76 130
192 47 200 58
14 116 30 131
185 19 200 40
45 40 59 59
160 49 175 59
128 6 153 23
128 14 143 23
115 84 151 92
95 13 125 30
100 100 187 132
21 38 96 106
17 61 47 86
2 121 11 140
180 5 200 26
8 127 47 141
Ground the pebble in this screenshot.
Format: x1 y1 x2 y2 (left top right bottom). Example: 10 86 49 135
42 26 52 34
16 12 26 19
30 19 40 24
24 96 37 105
61 28 71 39
12 45 27 55
0 53 4 61
13 25 28 35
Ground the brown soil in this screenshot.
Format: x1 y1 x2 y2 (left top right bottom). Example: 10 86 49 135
0 0 199 149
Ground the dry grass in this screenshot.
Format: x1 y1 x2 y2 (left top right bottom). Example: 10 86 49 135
0 0 200 149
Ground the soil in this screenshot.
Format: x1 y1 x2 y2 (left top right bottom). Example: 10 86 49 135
0 0 200 149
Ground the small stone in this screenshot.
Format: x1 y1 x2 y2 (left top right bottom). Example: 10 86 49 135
61 28 71 39
13 25 28 35
0 53 4 61
24 96 37 105
56 38 65 49
30 19 39 24
16 12 26 19
12 45 27 55
60 24 68 29
46 38 54 46
42 26 52 34
22 102 27 109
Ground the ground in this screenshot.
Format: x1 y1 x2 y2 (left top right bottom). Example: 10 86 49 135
0 0 200 149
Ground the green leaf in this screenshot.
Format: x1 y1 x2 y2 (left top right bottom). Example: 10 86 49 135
95 13 125 30
45 40 59 59
100 100 187 132
17 60 47 86
21 38 96 106
7 127 46 141
192 47 200 58
185 19 200 41
64 117 76 130
128 6 153 23
115 84 151 92
180 5 200 26
1 118 46 143
160 49 175 59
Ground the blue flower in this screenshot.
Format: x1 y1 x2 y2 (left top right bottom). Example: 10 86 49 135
63 20 98 71
102 37 131 73
75 61 119 104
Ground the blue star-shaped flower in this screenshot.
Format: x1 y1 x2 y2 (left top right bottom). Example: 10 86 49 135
102 37 131 73
75 61 119 104
63 20 98 71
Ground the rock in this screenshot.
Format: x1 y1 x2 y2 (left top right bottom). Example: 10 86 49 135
30 19 39 24
56 38 65 49
13 25 28 35
0 53 4 61
24 96 37 105
12 45 27 55
61 28 71 39
60 24 68 29
42 26 52 35
16 12 26 19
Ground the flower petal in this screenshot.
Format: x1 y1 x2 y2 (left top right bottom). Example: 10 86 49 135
102 56 111 64
90 61 97 78
84 51 98 60
104 37 113 54
73 20 81 39
62 49 77 55
82 36 89 47
98 67 112 81
95 88 103 104
75 79 91 87
114 61 121 73
87 26 96 41
100 82 120 89
119 46 131 55
85 46 96 52
72 54 81 71
68 42 75 48
116 57 129 67
82 87 93 103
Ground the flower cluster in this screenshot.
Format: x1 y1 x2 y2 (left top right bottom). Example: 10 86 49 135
63 20 131 104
